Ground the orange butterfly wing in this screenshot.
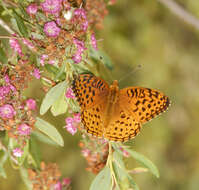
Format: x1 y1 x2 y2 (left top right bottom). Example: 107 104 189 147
104 107 141 142
119 87 170 124
72 74 109 137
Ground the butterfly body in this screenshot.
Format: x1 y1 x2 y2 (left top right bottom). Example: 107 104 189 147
72 74 170 142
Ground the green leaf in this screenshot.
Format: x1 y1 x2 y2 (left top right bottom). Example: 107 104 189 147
29 137 41 168
35 117 64 147
54 64 66 81
0 48 7 64
51 91 68 116
31 131 58 146
20 167 33 190
126 149 159 178
90 166 112 190
127 175 140 190
113 151 126 181
0 165 7 178
12 10 28 37
90 48 113 70
40 81 66 115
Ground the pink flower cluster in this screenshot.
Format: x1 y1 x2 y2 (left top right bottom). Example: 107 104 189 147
0 86 10 101
91 33 98 50
18 123 31 136
41 0 62 14
26 3 38 15
65 88 75 99
13 148 23 157
32 68 41 79
9 38 23 56
0 104 16 119
54 177 71 190
72 38 86 64
44 21 61 37
73 8 88 32
26 98 37 110
64 113 81 135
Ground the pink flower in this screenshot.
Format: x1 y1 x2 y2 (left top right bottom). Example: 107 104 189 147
72 53 82 63
64 113 81 135
4 74 10 83
26 3 38 15
40 54 48 66
73 8 88 31
72 39 86 63
13 148 23 157
18 123 31 136
65 88 75 99
48 59 55 65
0 104 16 119
74 8 87 19
41 0 62 14
26 98 36 110
0 86 10 100
9 38 23 56
81 20 88 31
54 181 62 190
44 21 61 37
91 33 98 50
73 38 86 53
32 68 41 79
22 39 35 49
62 178 71 186
73 113 81 123
65 122 77 135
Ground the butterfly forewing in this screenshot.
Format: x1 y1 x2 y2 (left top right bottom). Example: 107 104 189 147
119 87 170 124
72 74 109 109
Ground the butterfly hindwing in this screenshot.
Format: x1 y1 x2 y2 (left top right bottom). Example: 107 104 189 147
105 107 141 142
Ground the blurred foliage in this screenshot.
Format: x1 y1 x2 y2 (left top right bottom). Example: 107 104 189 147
1 0 199 189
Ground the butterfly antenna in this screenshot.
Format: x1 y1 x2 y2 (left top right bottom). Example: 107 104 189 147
118 64 142 83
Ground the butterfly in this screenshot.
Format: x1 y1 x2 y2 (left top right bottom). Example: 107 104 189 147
72 74 170 142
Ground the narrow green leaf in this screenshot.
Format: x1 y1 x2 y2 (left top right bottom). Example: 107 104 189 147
18 140 29 166
35 117 64 147
0 48 7 64
20 167 33 190
126 149 159 178
31 131 58 146
51 92 68 116
29 137 41 168
40 81 66 115
0 165 7 178
127 175 140 190
90 166 111 190
12 10 28 37
113 151 126 181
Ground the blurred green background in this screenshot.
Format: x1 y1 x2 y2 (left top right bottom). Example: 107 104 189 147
1 0 199 189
